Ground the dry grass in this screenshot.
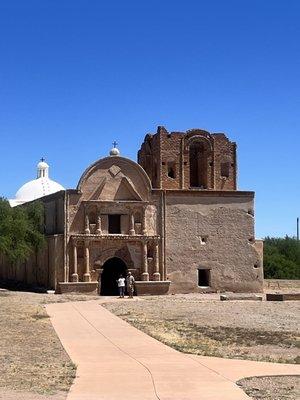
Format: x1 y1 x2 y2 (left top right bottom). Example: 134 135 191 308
103 294 300 364
0 290 97 396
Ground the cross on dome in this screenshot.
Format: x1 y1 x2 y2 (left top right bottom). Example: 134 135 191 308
37 158 49 178
109 140 120 156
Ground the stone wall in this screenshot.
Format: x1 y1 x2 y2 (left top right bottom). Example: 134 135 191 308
165 191 263 293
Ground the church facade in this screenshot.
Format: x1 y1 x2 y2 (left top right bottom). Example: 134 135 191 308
0 127 264 295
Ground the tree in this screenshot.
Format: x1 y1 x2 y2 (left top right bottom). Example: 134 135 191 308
0 198 45 264
263 236 300 279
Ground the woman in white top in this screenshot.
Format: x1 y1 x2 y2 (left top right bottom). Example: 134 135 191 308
117 275 126 298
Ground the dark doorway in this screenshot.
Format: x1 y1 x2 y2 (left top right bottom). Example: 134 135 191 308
197 268 210 287
100 257 127 295
108 215 121 234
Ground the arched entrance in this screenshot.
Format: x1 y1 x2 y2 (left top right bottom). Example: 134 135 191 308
100 257 127 296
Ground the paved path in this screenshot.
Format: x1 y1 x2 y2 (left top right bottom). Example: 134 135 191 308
46 300 300 400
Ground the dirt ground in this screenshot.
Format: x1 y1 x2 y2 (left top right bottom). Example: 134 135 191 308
1 290 299 400
103 293 300 399
238 375 300 400
103 294 300 364
0 290 98 400
0 389 67 400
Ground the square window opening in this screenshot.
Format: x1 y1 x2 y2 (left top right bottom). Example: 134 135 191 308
198 268 210 287
108 214 121 234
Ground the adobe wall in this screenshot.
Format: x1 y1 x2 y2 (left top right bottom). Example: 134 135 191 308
0 234 64 290
165 191 263 293
41 191 65 235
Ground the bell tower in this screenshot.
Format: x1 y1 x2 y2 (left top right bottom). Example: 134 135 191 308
138 126 237 191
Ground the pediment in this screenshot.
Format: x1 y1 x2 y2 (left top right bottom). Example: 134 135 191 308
114 177 143 201
87 175 142 201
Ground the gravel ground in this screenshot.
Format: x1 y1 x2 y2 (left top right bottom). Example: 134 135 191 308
237 375 300 400
103 293 300 363
103 293 300 399
1 290 299 400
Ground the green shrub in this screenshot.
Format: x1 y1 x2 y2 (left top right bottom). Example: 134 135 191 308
263 236 300 279
0 198 45 264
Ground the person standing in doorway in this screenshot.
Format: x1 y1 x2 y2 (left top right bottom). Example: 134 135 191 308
126 272 135 298
117 275 125 298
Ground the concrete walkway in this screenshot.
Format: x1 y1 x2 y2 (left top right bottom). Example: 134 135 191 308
46 300 300 400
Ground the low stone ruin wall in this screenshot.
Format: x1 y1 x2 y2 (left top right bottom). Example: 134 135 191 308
264 279 300 292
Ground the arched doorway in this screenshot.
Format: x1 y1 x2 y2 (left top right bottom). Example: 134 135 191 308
100 257 127 296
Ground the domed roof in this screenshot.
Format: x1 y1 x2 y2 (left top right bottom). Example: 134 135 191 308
9 159 65 207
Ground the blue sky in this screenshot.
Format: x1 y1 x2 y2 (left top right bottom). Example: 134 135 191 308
0 0 299 238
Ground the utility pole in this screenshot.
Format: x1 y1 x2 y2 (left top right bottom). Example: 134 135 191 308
297 217 299 241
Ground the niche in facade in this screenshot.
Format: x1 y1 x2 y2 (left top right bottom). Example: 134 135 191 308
189 140 210 188
221 161 230 178
134 211 142 234
108 214 121 234
167 161 176 179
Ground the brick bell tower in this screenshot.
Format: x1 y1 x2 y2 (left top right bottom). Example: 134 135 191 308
138 126 237 191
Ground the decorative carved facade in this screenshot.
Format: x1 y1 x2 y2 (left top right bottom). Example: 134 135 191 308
0 126 263 295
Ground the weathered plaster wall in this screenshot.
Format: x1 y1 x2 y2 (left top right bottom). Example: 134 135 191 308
43 192 65 235
0 234 64 290
165 192 263 293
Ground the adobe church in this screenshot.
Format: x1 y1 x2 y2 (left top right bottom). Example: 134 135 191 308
1 127 264 295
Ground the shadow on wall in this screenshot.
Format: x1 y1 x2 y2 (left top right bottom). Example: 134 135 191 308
0 279 48 293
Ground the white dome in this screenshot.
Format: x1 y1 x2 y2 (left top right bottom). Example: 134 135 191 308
15 178 64 201
9 159 65 207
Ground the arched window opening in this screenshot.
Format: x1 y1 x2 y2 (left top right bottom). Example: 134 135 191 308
134 211 142 234
167 162 176 179
189 141 210 188
147 246 154 259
